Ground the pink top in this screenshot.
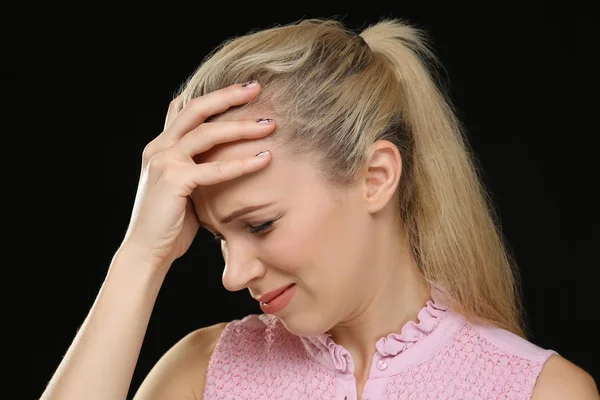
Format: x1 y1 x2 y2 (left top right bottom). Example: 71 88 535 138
204 295 557 399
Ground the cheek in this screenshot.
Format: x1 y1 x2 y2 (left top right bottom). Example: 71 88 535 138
262 225 308 275
270 208 353 278
257 207 325 278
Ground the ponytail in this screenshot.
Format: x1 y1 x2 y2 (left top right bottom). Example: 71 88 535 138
362 20 525 337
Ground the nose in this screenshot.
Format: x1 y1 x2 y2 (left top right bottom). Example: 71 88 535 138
221 239 266 292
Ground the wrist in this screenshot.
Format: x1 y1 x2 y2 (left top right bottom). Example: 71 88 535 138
108 243 170 285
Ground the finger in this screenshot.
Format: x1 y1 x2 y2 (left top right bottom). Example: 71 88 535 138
164 94 184 130
162 81 261 141
177 118 276 158
193 152 271 187
170 152 272 196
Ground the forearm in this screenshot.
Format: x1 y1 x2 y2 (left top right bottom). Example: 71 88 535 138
40 248 167 400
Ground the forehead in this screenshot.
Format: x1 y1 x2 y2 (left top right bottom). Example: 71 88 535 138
189 109 323 220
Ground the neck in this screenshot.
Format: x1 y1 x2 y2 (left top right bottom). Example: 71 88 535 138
327 224 430 379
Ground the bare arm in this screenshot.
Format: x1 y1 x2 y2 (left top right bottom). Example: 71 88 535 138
39 82 273 400
132 322 228 400
40 248 167 400
531 355 599 400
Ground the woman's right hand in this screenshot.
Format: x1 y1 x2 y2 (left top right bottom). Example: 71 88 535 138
119 81 274 272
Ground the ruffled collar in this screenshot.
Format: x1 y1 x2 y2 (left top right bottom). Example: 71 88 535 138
298 294 448 374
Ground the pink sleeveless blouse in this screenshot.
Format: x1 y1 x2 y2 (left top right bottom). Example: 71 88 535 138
204 296 556 399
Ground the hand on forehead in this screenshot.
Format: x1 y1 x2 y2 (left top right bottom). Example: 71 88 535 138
193 108 278 165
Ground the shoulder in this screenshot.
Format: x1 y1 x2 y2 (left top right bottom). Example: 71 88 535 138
460 320 598 399
466 321 553 362
531 355 599 400
133 322 229 400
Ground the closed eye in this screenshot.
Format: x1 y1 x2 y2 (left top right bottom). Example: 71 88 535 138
209 220 275 242
249 220 274 234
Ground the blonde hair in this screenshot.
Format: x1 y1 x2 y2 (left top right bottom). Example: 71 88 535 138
177 18 526 337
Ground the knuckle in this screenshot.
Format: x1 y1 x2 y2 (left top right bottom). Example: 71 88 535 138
191 124 216 146
186 123 203 138
213 161 223 175
202 129 218 147
225 85 238 97
227 84 247 100
142 141 156 161
237 120 253 130
144 137 176 163
187 96 208 119
213 160 228 175
169 95 183 110
147 153 167 173
188 95 203 109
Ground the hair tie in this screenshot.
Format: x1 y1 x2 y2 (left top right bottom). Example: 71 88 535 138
357 34 369 49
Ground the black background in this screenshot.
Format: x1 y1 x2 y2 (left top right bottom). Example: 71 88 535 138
4 1 598 399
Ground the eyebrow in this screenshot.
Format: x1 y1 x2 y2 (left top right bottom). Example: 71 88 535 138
197 202 277 231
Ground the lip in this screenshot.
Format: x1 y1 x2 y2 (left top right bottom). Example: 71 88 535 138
257 283 295 304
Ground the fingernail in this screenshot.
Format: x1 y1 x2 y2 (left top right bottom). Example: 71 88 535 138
255 150 270 157
256 118 273 124
242 80 258 88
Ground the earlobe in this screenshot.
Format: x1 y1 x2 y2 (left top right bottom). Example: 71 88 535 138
363 140 402 212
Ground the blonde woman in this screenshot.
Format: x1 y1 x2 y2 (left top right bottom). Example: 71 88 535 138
41 18 598 400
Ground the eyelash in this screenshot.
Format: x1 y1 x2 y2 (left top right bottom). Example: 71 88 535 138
210 220 275 242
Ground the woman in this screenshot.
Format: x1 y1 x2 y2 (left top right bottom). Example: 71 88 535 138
40 18 598 400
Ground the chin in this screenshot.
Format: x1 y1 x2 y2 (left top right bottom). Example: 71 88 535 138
276 310 332 338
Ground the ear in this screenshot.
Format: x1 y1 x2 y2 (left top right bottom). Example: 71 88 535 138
361 140 402 214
